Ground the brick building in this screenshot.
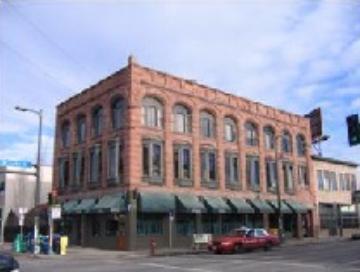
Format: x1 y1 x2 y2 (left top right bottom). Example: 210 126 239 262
54 56 317 250
312 155 359 238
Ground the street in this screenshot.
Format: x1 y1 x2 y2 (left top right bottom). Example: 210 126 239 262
17 240 360 272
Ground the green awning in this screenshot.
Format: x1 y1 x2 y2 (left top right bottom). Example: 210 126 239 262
248 199 274 213
227 198 255 214
267 200 293 214
285 200 312 213
62 200 79 214
202 196 231 213
73 198 96 214
139 191 175 213
176 194 206 213
92 193 126 213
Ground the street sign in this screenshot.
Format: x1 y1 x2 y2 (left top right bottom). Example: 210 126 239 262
50 206 62 219
0 160 33 169
305 108 323 142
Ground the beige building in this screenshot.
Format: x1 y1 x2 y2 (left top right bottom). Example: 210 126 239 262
312 155 359 237
0 165 52 242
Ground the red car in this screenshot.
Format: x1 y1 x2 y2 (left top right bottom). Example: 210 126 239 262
208 228 280 254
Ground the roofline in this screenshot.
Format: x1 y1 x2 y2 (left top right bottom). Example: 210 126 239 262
311 155 358 167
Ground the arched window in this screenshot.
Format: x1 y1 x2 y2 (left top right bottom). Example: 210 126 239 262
224 117 237 142
200 110 215 138
173 104 191 133
245 121 258 146
111 97 125 129
92 106 103 137
61 120 71 148
263 126 275 150
296 134 306 156
142 96 163 128
282 130 292 153
76 114 86 144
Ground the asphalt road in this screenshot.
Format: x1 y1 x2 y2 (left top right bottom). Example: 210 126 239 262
17 240 360 272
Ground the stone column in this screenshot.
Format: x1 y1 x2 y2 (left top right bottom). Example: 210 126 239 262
126 191 137 251
296 213 302 239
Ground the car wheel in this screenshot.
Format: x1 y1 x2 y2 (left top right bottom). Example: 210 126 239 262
234 244 244 254
264 242 272 251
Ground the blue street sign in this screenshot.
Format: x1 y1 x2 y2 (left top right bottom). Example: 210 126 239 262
0 160 33 168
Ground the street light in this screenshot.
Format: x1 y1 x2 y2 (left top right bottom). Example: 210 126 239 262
15 105 43 255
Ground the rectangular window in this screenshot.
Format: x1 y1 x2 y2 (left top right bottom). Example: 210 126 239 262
298 165 309 187
323 171 331 191
107 140 122 184
339 173 345 191
72 152 83 188
91 217 101 237
201 149 217 188
283 161 294 193
351 174 357 191
174 145 192 185
317 170 324 191
329 172 337 191
59 158 69 189
225 152 239 188
266 159 277 192
90 145 102 184
176 217 195 236
137 215 163 235
142 140 163 183
105 219 118 236
246 155 260 191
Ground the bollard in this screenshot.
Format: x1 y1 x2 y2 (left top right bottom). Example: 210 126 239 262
149 239 156 256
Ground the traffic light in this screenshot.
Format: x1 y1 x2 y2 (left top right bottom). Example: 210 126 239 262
346 114 360 146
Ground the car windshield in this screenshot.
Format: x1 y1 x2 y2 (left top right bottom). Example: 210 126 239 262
228 229 248 236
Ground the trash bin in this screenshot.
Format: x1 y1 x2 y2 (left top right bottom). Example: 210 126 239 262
60 236 68 255
12 234 26 253
40 235 49 254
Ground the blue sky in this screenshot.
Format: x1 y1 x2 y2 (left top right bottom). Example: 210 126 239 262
0 0 360 165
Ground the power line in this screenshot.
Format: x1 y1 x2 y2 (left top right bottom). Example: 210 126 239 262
0 39 74 92
4 0 98 77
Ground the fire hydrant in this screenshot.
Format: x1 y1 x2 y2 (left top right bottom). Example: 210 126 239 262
149 239 156 256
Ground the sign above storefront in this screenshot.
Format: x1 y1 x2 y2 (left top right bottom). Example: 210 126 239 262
0 160 33 169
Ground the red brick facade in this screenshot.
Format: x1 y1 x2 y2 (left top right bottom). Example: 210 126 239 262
54 56 318 239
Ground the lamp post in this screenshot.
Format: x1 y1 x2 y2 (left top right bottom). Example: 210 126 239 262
274 135 283 243
15 106 42 255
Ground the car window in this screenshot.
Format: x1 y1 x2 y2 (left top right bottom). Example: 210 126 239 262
255 229 267 237
247 230 255 237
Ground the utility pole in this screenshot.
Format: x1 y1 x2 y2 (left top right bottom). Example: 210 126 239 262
15 106 42 255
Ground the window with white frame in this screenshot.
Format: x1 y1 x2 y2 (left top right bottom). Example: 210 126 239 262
107 140 123 184
89 145 102 184
174 144 192 186
224 117 237 142
281 131 292 153
61 121 71 148
225 152 240 188
142 139 163 183
298 165 309 187
245 122 258 146
282 161 294 193
76 114 86 144
266 159 277 192
142 97 163 128
317 170 324 190
111 97 125 129
200 111 215 138
264 126 275 150
201 148 217 188
173 104 191 133
92 106 103 137
59 157 70 189
72 152 84 188
246 155 260 191
296 134 306 156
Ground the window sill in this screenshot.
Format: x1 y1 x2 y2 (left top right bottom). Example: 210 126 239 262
225 183 241 191
176 179 193 187
201 181 219 189
142 176 164 185
88 182 101 189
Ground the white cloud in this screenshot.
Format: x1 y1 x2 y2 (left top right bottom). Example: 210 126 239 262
351 98 360 110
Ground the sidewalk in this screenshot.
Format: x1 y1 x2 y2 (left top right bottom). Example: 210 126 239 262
0 236 350 259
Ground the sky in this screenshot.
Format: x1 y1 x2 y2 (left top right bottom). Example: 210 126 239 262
0 0 360 166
